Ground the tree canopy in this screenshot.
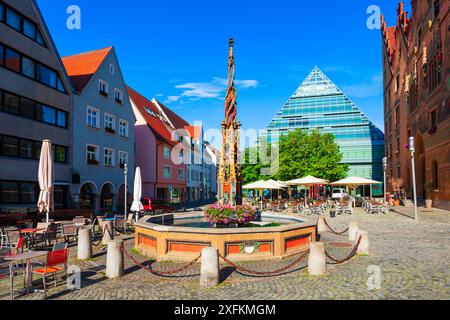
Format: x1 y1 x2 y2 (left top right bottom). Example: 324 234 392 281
241 129 348 184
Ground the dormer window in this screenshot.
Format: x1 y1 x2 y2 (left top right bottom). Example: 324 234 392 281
99 79 109 97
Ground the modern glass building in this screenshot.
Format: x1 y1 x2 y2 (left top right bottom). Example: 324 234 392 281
263 67 385 196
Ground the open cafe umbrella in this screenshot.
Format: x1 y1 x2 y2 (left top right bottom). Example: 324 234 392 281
243 180 283 210
267 179 287 200
37 140 54 223
330 176 382 198
130 167 144 222
285 175 329 204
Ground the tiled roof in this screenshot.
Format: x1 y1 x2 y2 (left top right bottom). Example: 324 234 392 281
62 47 113 92
184 126 202 140
154 99 190 129
126 86 177 145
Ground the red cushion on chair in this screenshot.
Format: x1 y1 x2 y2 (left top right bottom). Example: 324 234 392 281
33 266 64 274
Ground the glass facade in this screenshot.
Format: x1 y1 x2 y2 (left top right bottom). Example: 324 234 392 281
264 67 385 195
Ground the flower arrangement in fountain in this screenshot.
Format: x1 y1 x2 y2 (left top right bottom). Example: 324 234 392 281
205 204 257 227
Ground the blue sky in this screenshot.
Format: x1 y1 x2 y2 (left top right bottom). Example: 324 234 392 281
37 0 409 148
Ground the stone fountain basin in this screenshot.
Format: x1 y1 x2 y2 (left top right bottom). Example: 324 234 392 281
134 211 317 262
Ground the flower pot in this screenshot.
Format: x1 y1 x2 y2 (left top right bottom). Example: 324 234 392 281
425 199 433 209
329 211 336 218
393 200 400 207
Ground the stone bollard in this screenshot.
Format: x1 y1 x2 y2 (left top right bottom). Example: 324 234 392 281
317 216 327 233
106 240 124 279
102 221 114 245
308 242 326 276
348 221 359 241
356 231 369 255
77 228 93 260
200 247 219 288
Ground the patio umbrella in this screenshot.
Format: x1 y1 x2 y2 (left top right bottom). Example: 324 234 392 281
37 140 54 223
285 175 329 204
267 180 287 200
130 167 144 221
243 180 283 209
330 176 382 198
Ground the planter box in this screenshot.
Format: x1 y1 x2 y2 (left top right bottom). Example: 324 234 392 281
105 127 116 134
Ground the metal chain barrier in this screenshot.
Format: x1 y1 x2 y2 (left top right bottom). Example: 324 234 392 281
323 218 349 236
120 245 201 277
324 236 362 265
218 250 309 276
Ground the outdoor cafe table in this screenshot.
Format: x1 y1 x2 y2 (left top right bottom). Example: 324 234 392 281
20 228 46 249
3 251 47 296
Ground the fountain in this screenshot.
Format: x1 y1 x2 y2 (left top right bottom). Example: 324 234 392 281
134 39 316 261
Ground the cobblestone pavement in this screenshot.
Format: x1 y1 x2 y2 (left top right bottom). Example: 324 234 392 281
1 207 449 300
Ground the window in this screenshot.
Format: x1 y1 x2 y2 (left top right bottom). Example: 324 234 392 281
87 106 99 128
56 110 67 128
20 98 35 119
0 181 19 203
118 151 128 168
114 89 123 104
20 182 37 203
429 109 437 130
0 134 68 163
86 145 99 165
429 57 442 92
0 44 3 67
23 18 36 39
38 65 57 88
54 145 67 164
119 119 129 137
6 8 21 31
163 146 171 159
178 168 184 181
104 148 115 167
5 48 20 72
163 166 171 178
395 106 400 124
433 0 440 19
41 105 56 125
110 64 114 74
99 80 109 97
432 161 438 189
3 92 19 114
104 113 116 132
395 74 400 93
22 57 35 78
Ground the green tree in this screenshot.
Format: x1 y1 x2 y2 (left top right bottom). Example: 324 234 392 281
275 129 348 182
241 145 265 184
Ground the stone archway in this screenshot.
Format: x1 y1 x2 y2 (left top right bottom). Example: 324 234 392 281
100 183 115 212
79 182 98 210
414 133 426 199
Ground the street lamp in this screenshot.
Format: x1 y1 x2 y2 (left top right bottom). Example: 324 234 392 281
409 137 418 221
382 157 387 203
124 163 128 221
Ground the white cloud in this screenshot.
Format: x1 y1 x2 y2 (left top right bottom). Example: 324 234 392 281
175 77 259 100
341 74 383 98
164 96 181 103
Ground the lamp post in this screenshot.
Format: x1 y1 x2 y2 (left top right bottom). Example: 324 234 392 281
409 137 418 221
382 157 387 203
124 163 128 221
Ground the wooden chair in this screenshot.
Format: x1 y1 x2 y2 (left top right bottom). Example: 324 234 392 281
61 224 77 243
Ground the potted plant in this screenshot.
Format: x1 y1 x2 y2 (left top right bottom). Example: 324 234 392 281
424 182 433 209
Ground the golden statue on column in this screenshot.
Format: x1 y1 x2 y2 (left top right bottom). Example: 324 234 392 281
217 38 242 205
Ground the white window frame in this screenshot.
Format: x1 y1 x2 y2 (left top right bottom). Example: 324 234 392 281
99 79 109 96
104 148 115 167
104 113 116 131
86 144 99 163
118 150 128 166
87 106 100 128
119 119 129 137
114 88 123 104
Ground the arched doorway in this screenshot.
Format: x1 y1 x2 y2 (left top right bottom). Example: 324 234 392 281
79 182 98 210
100 183 115 212
117 183 131 213
414 134 425 199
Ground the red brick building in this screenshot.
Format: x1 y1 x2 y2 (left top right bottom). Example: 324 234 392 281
381 1 449 210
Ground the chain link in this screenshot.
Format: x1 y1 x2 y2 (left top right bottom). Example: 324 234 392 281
120 245 201 276
323 218 349 236
324 236 362 265
218 250 309 276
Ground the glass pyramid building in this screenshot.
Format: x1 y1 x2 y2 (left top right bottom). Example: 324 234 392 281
264 67 385 195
